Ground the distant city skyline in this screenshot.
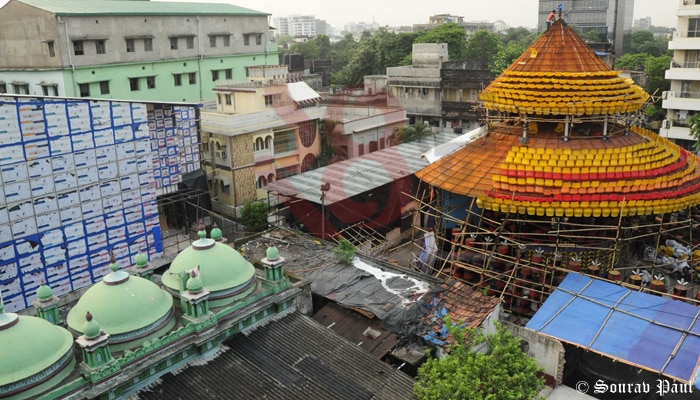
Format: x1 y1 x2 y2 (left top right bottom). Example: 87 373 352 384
161 0 677 31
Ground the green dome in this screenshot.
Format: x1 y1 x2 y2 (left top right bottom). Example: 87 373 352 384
66 268 174 341
0 313 73 388
266 246 279 261
186 271 204 292
210 225 223 241
162 238 255 298
36 282 54 301
134 251 148 268
82 311 101 339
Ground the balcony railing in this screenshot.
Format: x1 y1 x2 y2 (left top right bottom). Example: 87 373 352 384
665 91 700 99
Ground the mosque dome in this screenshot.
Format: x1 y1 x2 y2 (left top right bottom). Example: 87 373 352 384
162 223 256 307
0 302 74 398
210 224 223 241
266 245 279 261
36 282 54 302
82 311 101 339
66 253 174 351
134 251 148 268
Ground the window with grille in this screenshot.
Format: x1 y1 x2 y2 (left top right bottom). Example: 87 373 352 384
130 78 140 91
174 74 182 86
275 165 298 179
42 85 58 96
79 83 90 97
186 37 194 49
170 37 178 50
223 35 230 47
189 73 197 84
146 76 156 89
212 70 219 81
144 38 153 51
47 41 55 57
73 40 84 56
274 130 297 154
100 81 110 94
126 39 135 53
210 36 217 47
14 84 28 94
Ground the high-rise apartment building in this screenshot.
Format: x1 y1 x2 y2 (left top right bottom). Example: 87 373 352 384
273 15 317 37
662 0 700 147
538 0 634 57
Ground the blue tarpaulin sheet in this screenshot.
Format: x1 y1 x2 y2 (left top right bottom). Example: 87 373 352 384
526 273 700 385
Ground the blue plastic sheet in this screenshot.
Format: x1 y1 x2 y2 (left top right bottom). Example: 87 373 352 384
526 273 700 385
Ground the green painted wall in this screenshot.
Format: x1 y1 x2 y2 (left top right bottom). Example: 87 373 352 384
62 47 279 103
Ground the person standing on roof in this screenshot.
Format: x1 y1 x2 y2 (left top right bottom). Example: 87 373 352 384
546 10 556 30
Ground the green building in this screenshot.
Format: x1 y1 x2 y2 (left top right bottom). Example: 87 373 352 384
0 0 278 102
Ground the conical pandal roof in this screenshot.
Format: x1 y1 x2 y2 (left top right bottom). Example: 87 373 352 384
480 20 649 116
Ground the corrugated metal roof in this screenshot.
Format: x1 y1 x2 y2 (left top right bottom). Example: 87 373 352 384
312 302 399 360
136 312 416 400
16 0 268 16
267 132 460 205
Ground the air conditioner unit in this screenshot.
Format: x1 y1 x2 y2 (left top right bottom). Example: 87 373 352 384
661 119 671 129
215 150 226 158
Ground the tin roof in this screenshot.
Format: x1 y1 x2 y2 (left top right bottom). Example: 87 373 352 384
267 132 459 205
137 312 416 400
14 0 268 17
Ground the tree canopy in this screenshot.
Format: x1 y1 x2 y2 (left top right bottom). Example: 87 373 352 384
415 23 468 61
414 319 545 400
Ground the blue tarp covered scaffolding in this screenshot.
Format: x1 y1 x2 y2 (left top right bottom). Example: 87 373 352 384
526 273 700 386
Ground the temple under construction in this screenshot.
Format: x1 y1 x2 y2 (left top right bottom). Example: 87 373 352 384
411 17 700 316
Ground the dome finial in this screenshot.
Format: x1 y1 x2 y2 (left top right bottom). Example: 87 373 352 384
197 219 207 239
109 249 119 272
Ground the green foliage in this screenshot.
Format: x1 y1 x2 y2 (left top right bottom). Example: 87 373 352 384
336 27 415 86
645 55 672 98
333 239 356 264
688 114 700 152
392 123 431 144
582 30 602 43
415 320 545 400
490 41 527 75
237 200 270 232
465 30 503 65
415 23 468 60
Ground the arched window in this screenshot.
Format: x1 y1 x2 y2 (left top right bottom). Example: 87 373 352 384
255 137 264 151
268 173 275 183
257 175 268 189
265 135 272 149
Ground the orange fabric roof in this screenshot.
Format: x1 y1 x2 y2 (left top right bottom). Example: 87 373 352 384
416 125 700 217
480 20 649 116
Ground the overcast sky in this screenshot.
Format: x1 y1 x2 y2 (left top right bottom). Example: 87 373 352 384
171 0 677 30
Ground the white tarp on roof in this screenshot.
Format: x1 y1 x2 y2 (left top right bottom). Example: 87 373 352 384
421 125 487 164
287 81 321 104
